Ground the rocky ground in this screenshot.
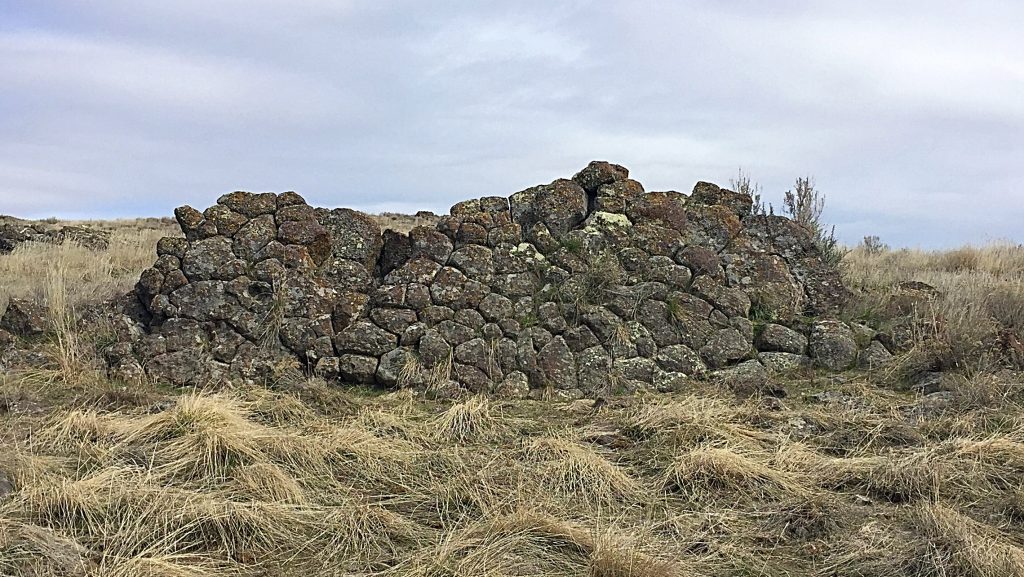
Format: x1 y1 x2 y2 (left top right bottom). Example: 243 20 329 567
1 183 1023 576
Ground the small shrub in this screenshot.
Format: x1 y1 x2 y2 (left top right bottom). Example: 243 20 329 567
861 235 888 255
783 176 847 268
730 168 767 215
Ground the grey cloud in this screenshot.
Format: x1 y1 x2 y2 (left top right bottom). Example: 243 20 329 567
0 1 1021 248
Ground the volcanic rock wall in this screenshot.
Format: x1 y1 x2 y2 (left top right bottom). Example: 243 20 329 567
113 161 870 398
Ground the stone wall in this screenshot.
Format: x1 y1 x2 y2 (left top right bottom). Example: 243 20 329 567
111 161 883 398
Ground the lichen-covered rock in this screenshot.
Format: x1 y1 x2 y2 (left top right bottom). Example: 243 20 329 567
714 359 770 392
377 347 419 386
338 354 379 383
538 336 576 389
218 191 278 218
572 160 629 195
168 281 237 321
511 179 588 237
809 321 858 370
689 181 753 217
182 237 246 281
203 204 249 236
755 323 808 355
626 191 688 232
576 346 613 394
737 215 849 316
700 328 752 368
496 371 530 399
334 321 397 356
655 344 707 376
859 341 893 369
593 180 644 213
317 208 383 270
759 352 810 374
148 350 204 386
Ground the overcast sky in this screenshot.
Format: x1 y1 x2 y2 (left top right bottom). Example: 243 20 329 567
1 1 1022 247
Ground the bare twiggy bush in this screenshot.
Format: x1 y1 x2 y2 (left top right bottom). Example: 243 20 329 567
783 176 846 267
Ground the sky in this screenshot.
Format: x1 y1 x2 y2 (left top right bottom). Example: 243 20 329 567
1 1 1022 248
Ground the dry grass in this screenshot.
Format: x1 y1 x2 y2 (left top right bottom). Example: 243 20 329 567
844 241 1024 375
0 220 176 308
5 374 1024 576
4 222 1024 576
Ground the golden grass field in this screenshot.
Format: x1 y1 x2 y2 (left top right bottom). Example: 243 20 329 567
2 222 1024 576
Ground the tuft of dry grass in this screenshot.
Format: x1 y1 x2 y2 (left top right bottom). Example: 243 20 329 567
431 395 503 442
662 446 802 501
916 503 1024 577
524 436 645 508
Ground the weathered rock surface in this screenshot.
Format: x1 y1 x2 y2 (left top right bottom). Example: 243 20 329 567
111 161 858 396
809 320 859 371
0 298 48 337
755 323 808 355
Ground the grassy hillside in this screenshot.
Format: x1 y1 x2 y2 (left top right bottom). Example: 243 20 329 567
1 225 1023 576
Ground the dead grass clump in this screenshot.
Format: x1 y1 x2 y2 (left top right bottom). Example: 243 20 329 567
621 396 759 447
17 466 142 532
942 436 1024 488
945 373 1024 411
94 553 240 577
431 395 504 442
881 341 954 386
661 446 800 501
999 487 1024 524
523 436 644 507
762 495 849 542
115 394 270 481
399 511 689 577
312 502 424 567
0 517 93 577
356 405 427 442
821 521 925 577
243 388 318 427
810 410 926 455
315 424 422 489
916 503 1024 577
0 451 68 492
228 462 306 505
37 408 116 449
159 497 308 560
809 451 939 503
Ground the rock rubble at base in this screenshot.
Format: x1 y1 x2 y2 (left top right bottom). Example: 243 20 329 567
101 161 893 396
